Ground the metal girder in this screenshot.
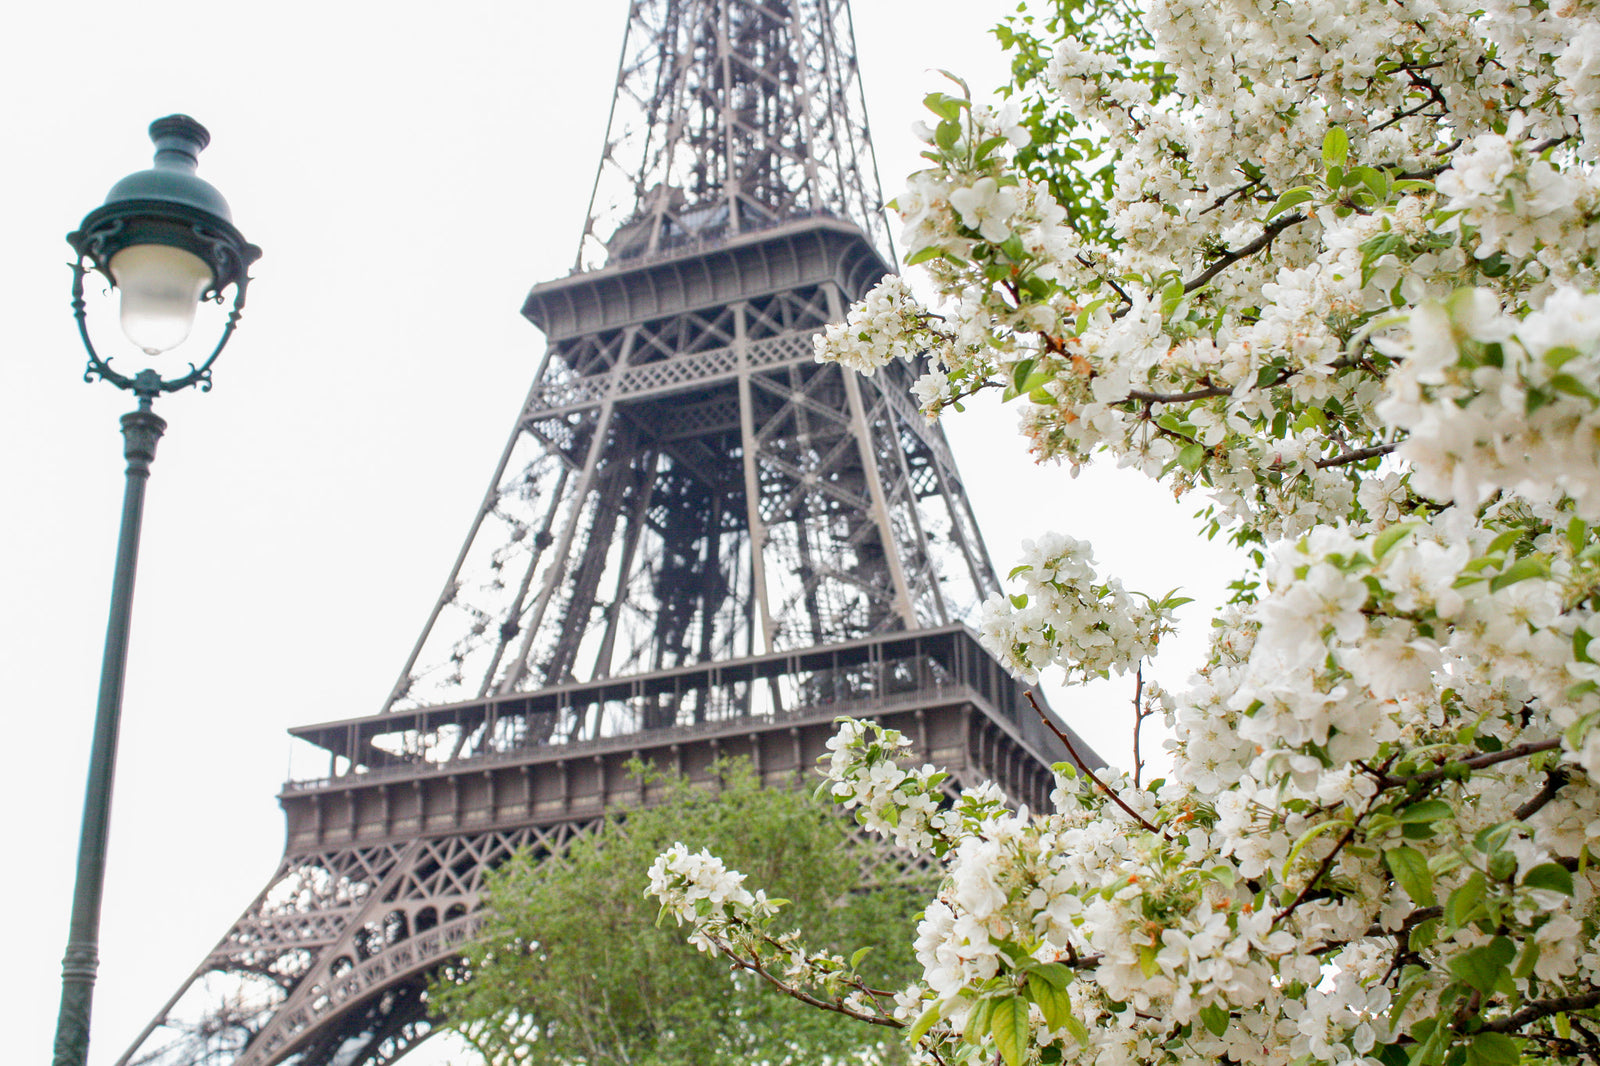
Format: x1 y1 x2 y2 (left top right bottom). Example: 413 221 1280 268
115 3 1087 1064
578 0 890 270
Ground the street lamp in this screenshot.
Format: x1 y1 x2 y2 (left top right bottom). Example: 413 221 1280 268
52 115 260 1066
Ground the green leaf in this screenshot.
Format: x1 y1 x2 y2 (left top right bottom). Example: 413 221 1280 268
1448 936 1516 993
1029 970 1073 1031
1011 359 1037 392
1028 961 1073 988
1267 186 1314 220
975 134 1011 161
1550 372 1600 402
1513 938 1540 980
1489 555 1548 592
990 995 1032 1066
1521 862 1575 896
1356 166 1389 203
1178 442 1207 472
908 1002 943 1044
1396 799 1453 824
1285 817 1348 877
904 245 943 267
1139 944 1162 978
1199 1003 1230 1037
1474 823 1513 855
850 946 873 969
1544 345 1582 371
1373 522 1420 561
1062 1012 1091 1047
1324 126 1349 167
1465 1032 1521 1066
923 91 964 122
964 996 995 1045
1485 529 1523 556
1574 626 1595 665
1445 871 1487 930
1387 845 1436 906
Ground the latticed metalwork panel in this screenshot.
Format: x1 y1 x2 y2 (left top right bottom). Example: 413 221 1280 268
113 1 1073 1064
119 826 591 1066
384 297 1002 712
579 0 889 269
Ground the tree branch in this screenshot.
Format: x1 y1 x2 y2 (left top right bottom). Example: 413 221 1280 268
1476 987 1600 1034
1127 384 1234 404
1275 807 1369 926
1184 212 1305 294
725 943 905 1030
1371 739 1562 791
1514 768 1571 821
1315 442 1399 469
1026 690 1164 834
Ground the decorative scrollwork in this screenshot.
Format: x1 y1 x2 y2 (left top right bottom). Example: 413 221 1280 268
70 255 251 400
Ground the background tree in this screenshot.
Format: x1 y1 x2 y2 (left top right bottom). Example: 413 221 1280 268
431 758 924 1066
646 1 1600 1065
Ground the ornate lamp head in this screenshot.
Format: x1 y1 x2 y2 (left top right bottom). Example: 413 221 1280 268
67 115 262 395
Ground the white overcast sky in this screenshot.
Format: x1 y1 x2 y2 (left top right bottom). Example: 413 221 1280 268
0 2 1240 1064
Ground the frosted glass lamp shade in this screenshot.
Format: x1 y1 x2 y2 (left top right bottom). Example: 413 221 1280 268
108 244 214 355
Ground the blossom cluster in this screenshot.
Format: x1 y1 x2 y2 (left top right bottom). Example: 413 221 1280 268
977 533 1175 683
663 1 1600 1065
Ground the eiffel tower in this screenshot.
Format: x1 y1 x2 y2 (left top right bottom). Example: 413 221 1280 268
117 3 1097 1064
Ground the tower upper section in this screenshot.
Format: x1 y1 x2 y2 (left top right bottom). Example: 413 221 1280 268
577 0 892 270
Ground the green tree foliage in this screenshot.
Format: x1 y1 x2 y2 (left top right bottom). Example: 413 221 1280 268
430 759 924 1066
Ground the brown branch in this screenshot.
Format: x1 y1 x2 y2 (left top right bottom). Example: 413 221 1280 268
1371 739 1562 791
1127 384 1234 404
1275 807 1369 926
1310 905 1444 955
1371 94 1444 134
1184 212 1305 294
1123 347 1372 408
1477 988 1600 1034
1199 174 1268 217
1514 768 1571 821
1315 442 1399 469
1026 690 1163 834
1075 253 1133 317
727 945 905 1030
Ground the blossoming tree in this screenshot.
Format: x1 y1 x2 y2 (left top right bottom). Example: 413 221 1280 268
646 1 1600 1065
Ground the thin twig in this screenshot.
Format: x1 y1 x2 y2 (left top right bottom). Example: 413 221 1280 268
1131 664 1147 788
1315 442 1399 469
1370 93 1444 134
1275 815 1364 926
1026 691 1163 834
1198 173 1268 216
728 945 905 1030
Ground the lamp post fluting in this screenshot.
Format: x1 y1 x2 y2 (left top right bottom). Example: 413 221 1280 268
52 115 260 1066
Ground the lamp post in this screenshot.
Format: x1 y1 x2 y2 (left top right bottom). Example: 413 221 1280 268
52 115 260 1066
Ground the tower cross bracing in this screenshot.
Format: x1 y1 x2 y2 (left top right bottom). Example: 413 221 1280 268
116 3 1100 1065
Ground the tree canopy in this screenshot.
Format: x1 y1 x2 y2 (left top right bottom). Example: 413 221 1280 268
431 759 924 1066
647 2 1600 1066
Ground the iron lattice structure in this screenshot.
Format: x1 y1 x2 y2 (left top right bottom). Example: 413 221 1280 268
117 3 1100 1065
